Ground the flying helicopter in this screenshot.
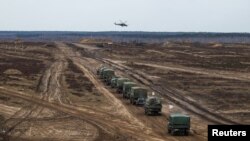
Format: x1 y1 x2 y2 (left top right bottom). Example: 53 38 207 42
114 20 128 27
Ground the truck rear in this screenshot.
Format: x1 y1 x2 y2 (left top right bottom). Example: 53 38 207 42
110 76 120 88
144 96 162 115
167 114 190 135
100 68 109 79
130 87 148 105
102 69 115 85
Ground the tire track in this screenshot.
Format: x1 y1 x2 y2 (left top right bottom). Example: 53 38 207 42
0 46 70 140
0 87 166 141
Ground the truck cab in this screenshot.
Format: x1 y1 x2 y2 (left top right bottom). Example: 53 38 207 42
167 113 190 135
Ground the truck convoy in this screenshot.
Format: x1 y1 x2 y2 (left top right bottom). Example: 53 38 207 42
96 65 190 136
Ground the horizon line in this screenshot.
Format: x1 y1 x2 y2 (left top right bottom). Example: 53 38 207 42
0 30 250 34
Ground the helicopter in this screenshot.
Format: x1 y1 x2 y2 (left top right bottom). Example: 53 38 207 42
114 20 128 27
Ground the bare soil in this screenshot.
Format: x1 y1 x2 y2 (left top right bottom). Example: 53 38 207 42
0 41 249 141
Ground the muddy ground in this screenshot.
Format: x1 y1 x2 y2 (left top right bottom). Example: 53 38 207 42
0 41 249 141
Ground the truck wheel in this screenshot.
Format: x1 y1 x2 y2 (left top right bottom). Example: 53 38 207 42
171 130 175 136
181 130 185 135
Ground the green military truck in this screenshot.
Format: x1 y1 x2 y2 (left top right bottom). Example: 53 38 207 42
144 96 162 115
167 113 190 135
122 82 137 99
100 68 109 79
130 87 148 105
110 76 120 88
116 78 130 93
102 69 115 85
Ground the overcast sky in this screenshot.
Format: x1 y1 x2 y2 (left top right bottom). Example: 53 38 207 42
0 0 249 32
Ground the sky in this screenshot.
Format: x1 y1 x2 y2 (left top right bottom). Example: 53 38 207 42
0 0 250 32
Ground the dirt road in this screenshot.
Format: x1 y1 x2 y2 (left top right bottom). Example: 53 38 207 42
57 42 207 141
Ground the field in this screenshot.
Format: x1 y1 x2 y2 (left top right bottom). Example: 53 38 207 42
0 40 249 141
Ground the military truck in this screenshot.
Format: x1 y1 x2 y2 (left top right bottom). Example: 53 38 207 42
144 96 162 115
110 76 120 88
116 78 130 93
130 87 148 105
167 113 190 135
100 68 109 79
122 82 137 99
102 69 115 85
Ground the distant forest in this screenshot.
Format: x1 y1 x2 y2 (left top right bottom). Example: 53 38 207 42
0 31 250 43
